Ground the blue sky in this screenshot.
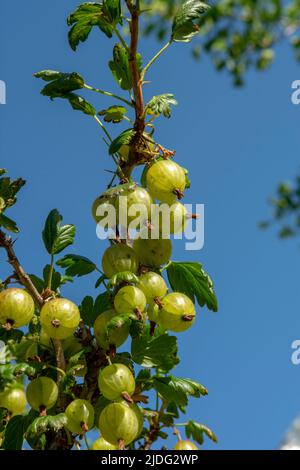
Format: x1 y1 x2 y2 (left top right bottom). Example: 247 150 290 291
1 0 300 450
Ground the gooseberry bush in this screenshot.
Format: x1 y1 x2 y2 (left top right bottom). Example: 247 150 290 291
0 0 218 450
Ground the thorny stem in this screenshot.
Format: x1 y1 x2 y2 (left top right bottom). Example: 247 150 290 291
84 83 133 108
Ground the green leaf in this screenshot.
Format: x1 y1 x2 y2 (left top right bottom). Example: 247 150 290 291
109 44 142 90
146 94 177 118
2 415 25 449
103 0 122 25
131 326 179 371
79 291 112 327
42 209 75 255
185 420 218 445
153 376 207 406
25 413 68 441
0 174 26 211
172 0 210 42
67 2 115 51
67 93 96 116
35 71 84 98
98 105 127 123
0 213 19 233
108 271 139 287
167 261 218 312
56 254 96 277
29 274 45 293
109 128 135 154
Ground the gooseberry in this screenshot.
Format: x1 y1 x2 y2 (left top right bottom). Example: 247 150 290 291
152 202 188 235
138 272 168 303
114 286 146 316
26 377 58 413
102 244 139 279
146 160 186 204
98 363 135 401
92 437 118 450
40 298 80 340
65 399 94 434
94 309 130 351
99 401 141 445
133 233 172 267
158 293 196 332
173 440 198 450
0 385 27 415
93 184 152 229
0 288 34 329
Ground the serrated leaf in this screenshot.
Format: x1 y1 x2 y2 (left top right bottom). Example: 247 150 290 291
98 105 127 123
26 413 68 439
42 209 75 255
172 0 210 42
131 326 179 371
109 128 135 154
146 94 177 118
67 93 96 116
35 71 84 98
0 213 19 233
80 291 112 327
56 254 96 277
185 420 218 445
167 261 218 312
103 0 122 25
109 44 142 90
67 2 115 51
153 376 207 406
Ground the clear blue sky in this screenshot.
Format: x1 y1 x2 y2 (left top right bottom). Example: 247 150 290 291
1 0 300 450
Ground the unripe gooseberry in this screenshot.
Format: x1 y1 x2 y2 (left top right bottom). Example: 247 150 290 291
102 244 139 279
94 309 130 351
114 286 146 316
133 232 172 267
173 440 198 450
65 399 94 435
157 293 196 332
92 437 118 450
146 160 186 204
147 302 160 323
98 363 135 401
152 202 188 235
92 184 152 228
26 377 58 413
138 272 168 303
0 385 27 415
99 401 141 446
0 288 34 329
40 298 80 340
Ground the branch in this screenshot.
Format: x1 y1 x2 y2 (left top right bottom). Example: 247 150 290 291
0 229 43 306
0 229 66 376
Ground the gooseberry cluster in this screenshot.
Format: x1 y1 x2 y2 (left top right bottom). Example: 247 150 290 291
0 0 217 452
